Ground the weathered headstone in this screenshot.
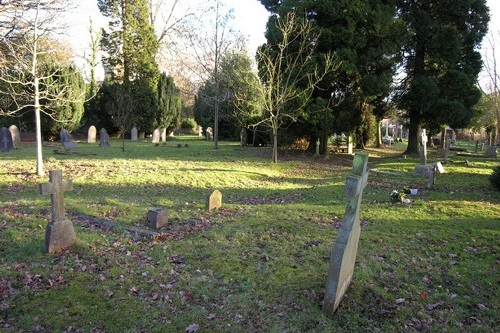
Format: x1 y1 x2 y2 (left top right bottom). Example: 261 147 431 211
419 129 428 165
206 127 213 141
88 125 97 143
9 125 21 147
414 162 445 189
40 170 75 253
152 128 160 146
131 127 138 141
206 189 222 211
60 129 78 149
161 128 167 142
323 152 369 314
0 127 14 152
99 128 110 147
198 126 204 139
485 146 498 158
346 134 353 154
146 208 168 229
139 131 145 139
240 128 247 147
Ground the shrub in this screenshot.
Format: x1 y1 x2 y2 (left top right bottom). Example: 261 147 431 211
180 118 197 130
490 166 500 191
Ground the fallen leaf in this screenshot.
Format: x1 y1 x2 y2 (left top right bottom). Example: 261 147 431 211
420 291 429 301
185 323 199 332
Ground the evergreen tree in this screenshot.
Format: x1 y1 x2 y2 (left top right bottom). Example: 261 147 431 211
155 72 182 135
396 0 489 154
98 0 160 132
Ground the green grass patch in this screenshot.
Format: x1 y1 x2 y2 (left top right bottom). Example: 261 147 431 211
0 138 498 332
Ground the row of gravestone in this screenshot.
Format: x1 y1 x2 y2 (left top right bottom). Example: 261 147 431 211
0 125 21 152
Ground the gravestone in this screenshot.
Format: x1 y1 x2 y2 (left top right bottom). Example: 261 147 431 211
99 128 110 147
139 131 145 139
161 128 167 142
0 127 14 152
240 128 247 147
88 125 97 143
198 126 204 139
9 125 21 147
152 128 160 146
206 189 222 211
60 129 78 149
419 129 428 165
40 170 75 253
131 127 138 141
323 152 369 314
147 208 168 229
206 127 213 141
485 146 497 158
414 162 445 189
346 134 353 155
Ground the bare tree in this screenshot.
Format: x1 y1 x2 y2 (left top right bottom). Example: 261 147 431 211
180 0 245 149
0 0 81 176
480 31 500 145
249 12 340 163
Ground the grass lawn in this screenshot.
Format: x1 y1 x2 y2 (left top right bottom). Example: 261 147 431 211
0 137 498 332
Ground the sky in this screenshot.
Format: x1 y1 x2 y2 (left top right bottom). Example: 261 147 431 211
67 0 499 82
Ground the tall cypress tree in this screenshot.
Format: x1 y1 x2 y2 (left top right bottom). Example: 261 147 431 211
98 0 160 131
156 72 182 135
396 0 489 154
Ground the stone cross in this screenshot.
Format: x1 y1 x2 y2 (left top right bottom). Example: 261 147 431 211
40 170 75 253
419 129 428 165
323 152 369 315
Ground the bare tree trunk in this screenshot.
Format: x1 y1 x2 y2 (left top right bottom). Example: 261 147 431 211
272 128 278 163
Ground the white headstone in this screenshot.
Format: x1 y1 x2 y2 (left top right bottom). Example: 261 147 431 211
9 125 21 147
88 125 97 143
152 129 160 145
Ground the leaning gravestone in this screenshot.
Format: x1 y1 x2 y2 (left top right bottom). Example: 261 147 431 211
131 126 138 141
60 129 78 149
152 128 161 146
206 190 222 211
99 128 110 147
40 170 76 253
323 152 369 314
9 125 21 147
88 125 97 143
0 127 14 152
485 146 497 158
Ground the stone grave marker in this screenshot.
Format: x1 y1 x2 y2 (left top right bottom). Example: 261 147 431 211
60 129 78 149
485 146 497 158
99 128 110 147
161 128 167 142
323 152 369 314
414 162 445 189
444 135 451 163
147 208 168 229
152 128 160 146
9 125 21 147
40 170 76 253
131 126 138 141
88 125 97 143
0 127 14 152
198 126 203 139
419 129 428 165
139 131 145 139
206 127 213 141
206 189 222 211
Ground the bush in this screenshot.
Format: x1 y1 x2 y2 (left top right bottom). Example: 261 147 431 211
490 166 500 191
180 118 197 130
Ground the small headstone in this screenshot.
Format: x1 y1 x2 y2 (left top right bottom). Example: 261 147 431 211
198 126 204 139
323 152 369 314
485 146 497 158
99 128 110 147
146 208 168 230
139 131 145 139
152 128 160 145
444 135 451 163
60 129 78 149
131 127 138 141
206 190 222 211
0 127 14 152
39 170 75 253
88 125 97 143
347 134 353 155
9 125 21 147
